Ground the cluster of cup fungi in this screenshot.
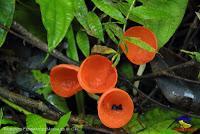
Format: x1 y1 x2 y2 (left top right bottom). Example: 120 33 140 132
50 26 158 128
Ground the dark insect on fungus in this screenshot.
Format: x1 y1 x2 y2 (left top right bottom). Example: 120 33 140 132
112 104 123 110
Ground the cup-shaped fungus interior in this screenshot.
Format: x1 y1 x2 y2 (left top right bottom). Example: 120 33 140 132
98 88 134 128
120 26 158 65
50 64 81 97
78 55 117 93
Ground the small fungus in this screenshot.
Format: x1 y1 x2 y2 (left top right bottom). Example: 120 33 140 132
98 88 134 128
50 64 82 97
78 55 118 93
120 26 158 65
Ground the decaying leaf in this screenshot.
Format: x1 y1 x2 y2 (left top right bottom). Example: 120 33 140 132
91 45 117 55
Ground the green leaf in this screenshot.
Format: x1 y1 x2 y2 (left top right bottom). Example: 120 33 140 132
74 1 104 40
14 0 46 41
126 0 135 4
76 31 90 57
104 26 118 44
0 126 21 134
74 0 88 29
112 54 121 67
66 26 79 61
36 86 52 99
139 121 181 134
75 91 85 115
36 0 74 52
1 118 17 125
116 0 188 48
124 36 155 52
47 94 69 113
86 12 104 41
191 117 200 127
118 61 134 80
124 108 181 134
0 108 17 126
91 0 125 23
104 22 123 40
49 112 71 134
0 0 15 46
142 108 179 127
32 70 49 85
84 115 101 126
26 114 46 134
124 113 144 133
32 70 52 98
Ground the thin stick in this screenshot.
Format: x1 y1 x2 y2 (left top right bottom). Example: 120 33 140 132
141 87 159 106
123 0 136 32
120 77 200 119
0 86 61 119
0 87 76 124
132 60 198 81
164 73 200 85
181 9 200 50
134 64 146 88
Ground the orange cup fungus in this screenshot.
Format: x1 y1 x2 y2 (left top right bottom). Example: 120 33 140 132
50 64 82 97
78 55 118 93
98 88 134 128
120 26 158 65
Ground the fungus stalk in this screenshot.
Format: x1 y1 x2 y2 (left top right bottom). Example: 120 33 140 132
87 93 99 100
134 64 146 94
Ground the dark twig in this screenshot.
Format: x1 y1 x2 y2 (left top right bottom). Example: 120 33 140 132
164 73 200 85
120 77 200 119
141 87 159 106
0 86 80 123
181 9 200 50
132 60 199 81
14 83 64 116
0 86 61 120
0 22 79 65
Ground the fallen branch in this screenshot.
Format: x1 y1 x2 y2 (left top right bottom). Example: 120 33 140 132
0 86 83 123
0 22 79 65
0 86 113 133
0 86 60 120
0 96 57 125
132 60 200 84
